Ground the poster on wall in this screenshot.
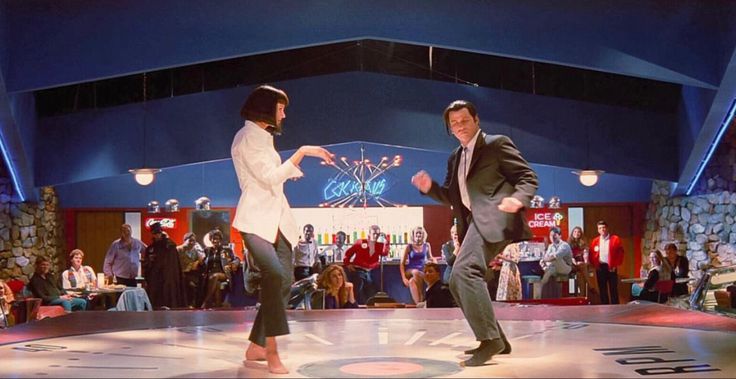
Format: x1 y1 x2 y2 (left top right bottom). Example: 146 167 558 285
142 212 189 245
526 207 568 242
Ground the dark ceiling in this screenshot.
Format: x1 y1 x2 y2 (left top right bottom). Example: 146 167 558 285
35 39 681 117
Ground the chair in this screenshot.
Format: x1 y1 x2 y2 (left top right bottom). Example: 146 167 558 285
714 291 732 310
654 280 675 303
288 274 318 310
6 279 25 295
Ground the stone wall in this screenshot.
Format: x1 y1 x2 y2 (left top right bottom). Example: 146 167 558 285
0 181 64 283
643 126 736 280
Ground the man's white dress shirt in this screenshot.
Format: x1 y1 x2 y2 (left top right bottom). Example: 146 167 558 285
458 129 482 210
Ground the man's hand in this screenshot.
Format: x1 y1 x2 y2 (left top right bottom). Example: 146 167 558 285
411 170 432 193
347 264 356 272
498 197 523 213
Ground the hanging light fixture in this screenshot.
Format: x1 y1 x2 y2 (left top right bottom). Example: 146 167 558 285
573 170 605 187
195 196 211 210
129 72 160 186
572 122 604 186
147 200 161 213
548 196 561 209
164 198 180 212
530 195 545 208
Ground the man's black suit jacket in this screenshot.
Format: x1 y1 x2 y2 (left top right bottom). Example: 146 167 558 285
426 133 538 245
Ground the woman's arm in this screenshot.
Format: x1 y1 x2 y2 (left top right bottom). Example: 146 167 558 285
400 245 410 286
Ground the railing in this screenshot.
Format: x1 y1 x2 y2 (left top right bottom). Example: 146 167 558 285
689 264 736 311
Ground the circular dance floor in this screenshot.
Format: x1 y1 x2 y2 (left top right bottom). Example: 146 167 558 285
0 304 734 378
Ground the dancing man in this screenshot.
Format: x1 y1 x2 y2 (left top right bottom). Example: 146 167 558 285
411 100 538 366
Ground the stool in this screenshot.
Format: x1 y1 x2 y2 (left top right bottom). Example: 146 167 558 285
539 275 569 299
556 276 571 298
521 275 541 299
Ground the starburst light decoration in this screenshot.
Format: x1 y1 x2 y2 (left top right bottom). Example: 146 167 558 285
319 145 404 208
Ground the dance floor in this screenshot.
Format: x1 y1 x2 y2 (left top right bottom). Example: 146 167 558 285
1 302 734 378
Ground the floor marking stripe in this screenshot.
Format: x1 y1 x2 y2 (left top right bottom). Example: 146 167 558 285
404 331 426 345
378 328 389 345
430 332 463 346
304 333 334 345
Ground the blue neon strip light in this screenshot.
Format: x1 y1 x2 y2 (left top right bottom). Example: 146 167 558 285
0 130 26 201
686 99 736 196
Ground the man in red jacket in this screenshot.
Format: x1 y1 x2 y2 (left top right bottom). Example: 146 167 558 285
589 220 625 304
343 225 389 304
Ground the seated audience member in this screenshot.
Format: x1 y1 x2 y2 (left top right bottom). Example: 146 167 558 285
632 250 672 303
316 264 357 309
424 262 455 308
201 229 238 308
62 249 98 291
440 225 459 285
294 224 319 281
400 226 433 304
539 227 573 298
177 232 205 308
665 243 689 297
29 256 87 312
61 249 98 306
322 231 348 264
486 255 502 301
1 279 15 326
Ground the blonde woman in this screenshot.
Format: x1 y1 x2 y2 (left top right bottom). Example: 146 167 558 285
400 226 434 304
317 264 357 309
0 279 15 327
632 250 672 303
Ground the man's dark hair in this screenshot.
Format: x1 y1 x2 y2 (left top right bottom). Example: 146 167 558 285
35 256 51 266
424 262 440 272
303 224 314 232
442 100 478 135
336 231 346 238
597 220 608 227
240 85 289 125
210 229 223 240
550 227 561 235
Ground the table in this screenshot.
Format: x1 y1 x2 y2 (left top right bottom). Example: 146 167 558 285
621 277 692 284
68 286 127 310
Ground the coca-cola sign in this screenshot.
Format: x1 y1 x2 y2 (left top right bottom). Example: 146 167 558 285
145 218 176 229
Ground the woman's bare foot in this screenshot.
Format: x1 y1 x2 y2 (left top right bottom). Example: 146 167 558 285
266 352 289 374
244 342 266 361
266 336 289 374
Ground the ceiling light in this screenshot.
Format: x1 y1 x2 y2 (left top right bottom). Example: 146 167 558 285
573 170 604 187
129 168 161 186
